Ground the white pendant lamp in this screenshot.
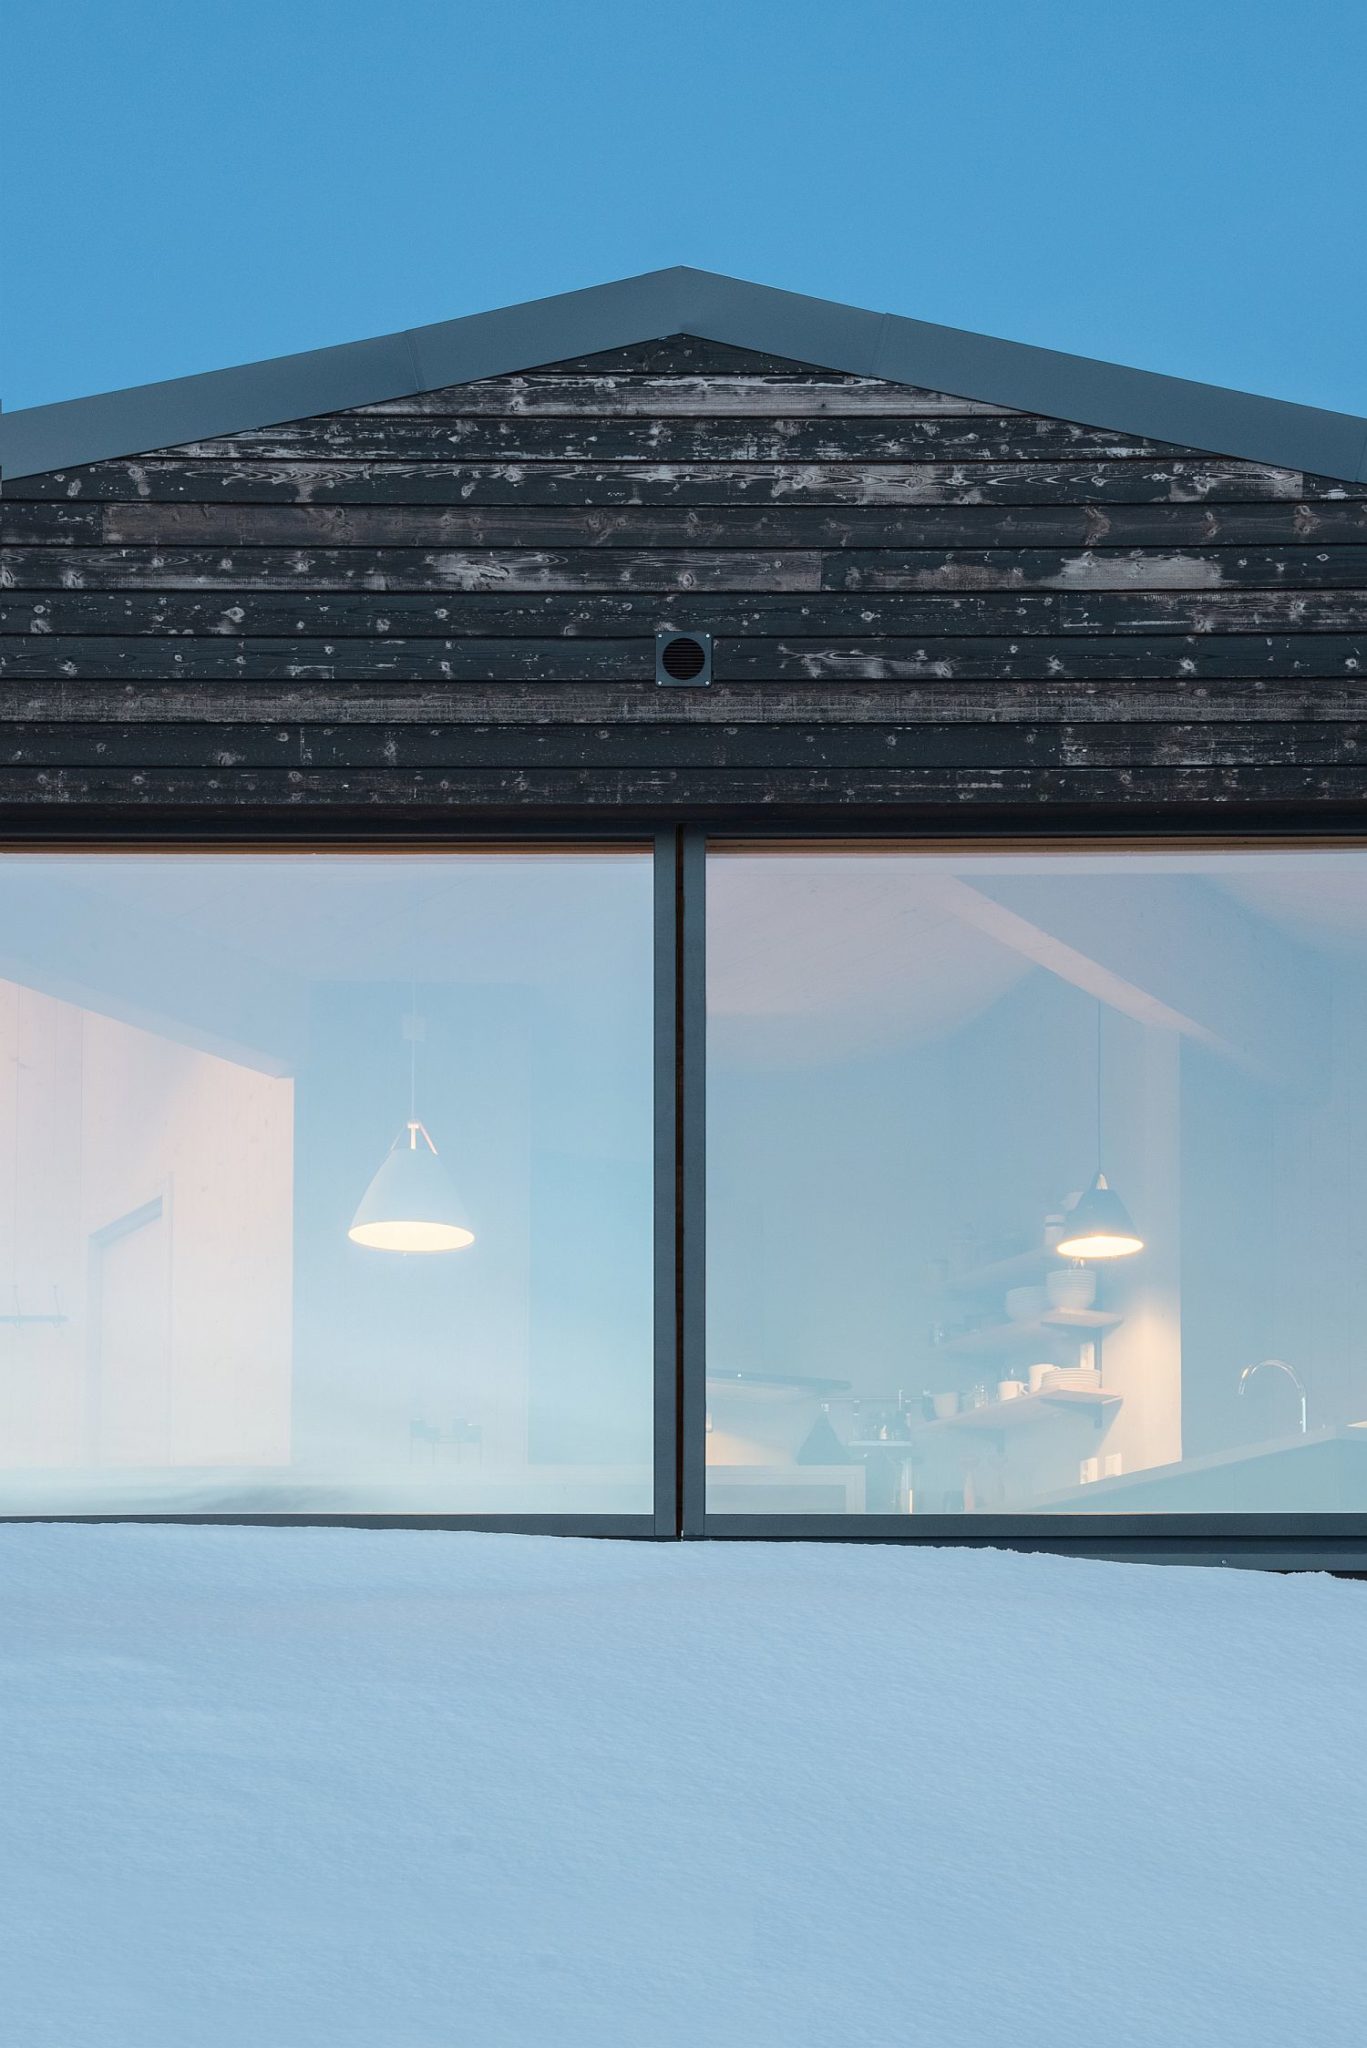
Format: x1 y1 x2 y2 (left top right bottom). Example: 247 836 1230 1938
1055 1171 1144 1261
348 1010 474 1254
1056 1004 1144 1262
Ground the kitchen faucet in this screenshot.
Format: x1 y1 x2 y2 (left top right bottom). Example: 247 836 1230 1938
1237 1359 1307 1435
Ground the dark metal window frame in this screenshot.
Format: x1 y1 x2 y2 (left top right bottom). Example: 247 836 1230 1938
0 824 673 1541
3 813 1367 1570
682 819 1367 1573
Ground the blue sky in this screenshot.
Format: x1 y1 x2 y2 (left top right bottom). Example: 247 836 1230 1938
4 0 1365 415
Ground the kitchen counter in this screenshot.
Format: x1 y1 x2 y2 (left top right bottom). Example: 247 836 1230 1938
1030 1425 1367 1513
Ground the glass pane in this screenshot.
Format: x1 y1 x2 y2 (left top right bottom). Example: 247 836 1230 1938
706 844 1367 1516
0 850 655 1515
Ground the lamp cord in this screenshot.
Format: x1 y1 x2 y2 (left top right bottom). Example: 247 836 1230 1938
409 976 418 1126
1095 1000 1103 1178
11 989 19 1316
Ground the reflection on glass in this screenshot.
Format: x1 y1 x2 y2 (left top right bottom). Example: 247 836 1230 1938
0 851 654 1515
705 846 1367 1516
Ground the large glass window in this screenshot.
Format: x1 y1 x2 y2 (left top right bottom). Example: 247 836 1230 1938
0 850 655 1515
706 844 1367 1516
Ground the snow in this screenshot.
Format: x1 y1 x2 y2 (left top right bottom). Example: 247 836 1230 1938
3 1529 1365 2048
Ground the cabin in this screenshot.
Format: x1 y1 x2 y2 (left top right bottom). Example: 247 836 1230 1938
3 266 1367 1565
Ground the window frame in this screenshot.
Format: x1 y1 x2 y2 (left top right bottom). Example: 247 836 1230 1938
683 822 1367 1571
0 825 676 1539
4 814 1367 1569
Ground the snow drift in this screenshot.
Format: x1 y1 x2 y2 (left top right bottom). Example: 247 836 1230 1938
3 1527 1364 2047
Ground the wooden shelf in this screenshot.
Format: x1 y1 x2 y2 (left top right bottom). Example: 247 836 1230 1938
935 1307 1121 1359
851 1387 1121 1448
941 1386 1119 1433
705 1372 850 1402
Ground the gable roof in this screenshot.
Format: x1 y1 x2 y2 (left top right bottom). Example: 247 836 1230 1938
3 264 1366 486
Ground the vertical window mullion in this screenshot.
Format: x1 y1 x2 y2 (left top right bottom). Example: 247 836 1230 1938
679 829 708 1536
652 829 680 1535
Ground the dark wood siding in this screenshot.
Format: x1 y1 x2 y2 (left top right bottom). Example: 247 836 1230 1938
3 334 1367 817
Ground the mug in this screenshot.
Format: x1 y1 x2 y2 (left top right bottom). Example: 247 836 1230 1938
997 1379 1026 1402
932 1392 960 1421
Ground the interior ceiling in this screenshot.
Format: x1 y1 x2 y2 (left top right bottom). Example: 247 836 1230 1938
1214 867 1367 957
35 857 648 988
8 852 1366 1071
707 859 1030 1065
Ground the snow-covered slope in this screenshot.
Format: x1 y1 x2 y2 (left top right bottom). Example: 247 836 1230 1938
3 1528 1364 2048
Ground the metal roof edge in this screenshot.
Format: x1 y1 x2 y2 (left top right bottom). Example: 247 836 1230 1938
3 264 1365 484
0 269 697 481
666 270 1367 483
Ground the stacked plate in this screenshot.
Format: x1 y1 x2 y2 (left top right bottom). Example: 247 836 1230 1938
1040 1366 1102 1392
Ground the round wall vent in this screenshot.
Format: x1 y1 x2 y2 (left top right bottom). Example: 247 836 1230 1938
656 631 712 686
660 635 707 680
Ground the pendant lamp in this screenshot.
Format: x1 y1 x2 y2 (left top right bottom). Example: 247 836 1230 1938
348 1010 475 1254
1055 1004 1144 1261
1055 1171 1143 1261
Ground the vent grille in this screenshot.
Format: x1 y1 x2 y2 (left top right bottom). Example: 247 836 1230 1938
656 631 712 687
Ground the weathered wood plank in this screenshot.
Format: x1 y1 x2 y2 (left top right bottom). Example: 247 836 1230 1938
5 678 1367 727
13 549 1367 619
0 635 649 681
719 635 1367 683
5 633 1365 683
43 505 1367 565
2 548 824 596
0 504 108 542
167 416 1195 464
355 376 1011 418
9 461 1345 513
825 548 1367 593
8 588 1367 640
0 720 1362 772
10 539 1367 604
4 677 1367 727
0 762 1361 809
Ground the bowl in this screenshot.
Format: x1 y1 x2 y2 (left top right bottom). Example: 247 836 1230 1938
1046 1265 1098 1311
1004 1285 1048 1323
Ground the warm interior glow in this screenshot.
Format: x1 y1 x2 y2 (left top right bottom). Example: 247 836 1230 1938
1054 1230 1144 1260
347 1219 475 1253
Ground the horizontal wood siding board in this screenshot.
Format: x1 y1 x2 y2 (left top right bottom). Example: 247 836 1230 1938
4 549 829 596
11 554 1367 619
718 636 1367 682
0 721 1362 771
8 591 1367 638
165 419 1212 463
4 635 1365 682
2 505 110 540
0 764 1364 809
825 549 1367 594
8 552 1367 620
12 465 1360 515
4 680 1367 726
354 377 1015 418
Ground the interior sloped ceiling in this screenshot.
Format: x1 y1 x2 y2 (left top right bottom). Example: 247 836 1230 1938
709 854 1367 1070
707 857 1030 1066
1215 858 1367 959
